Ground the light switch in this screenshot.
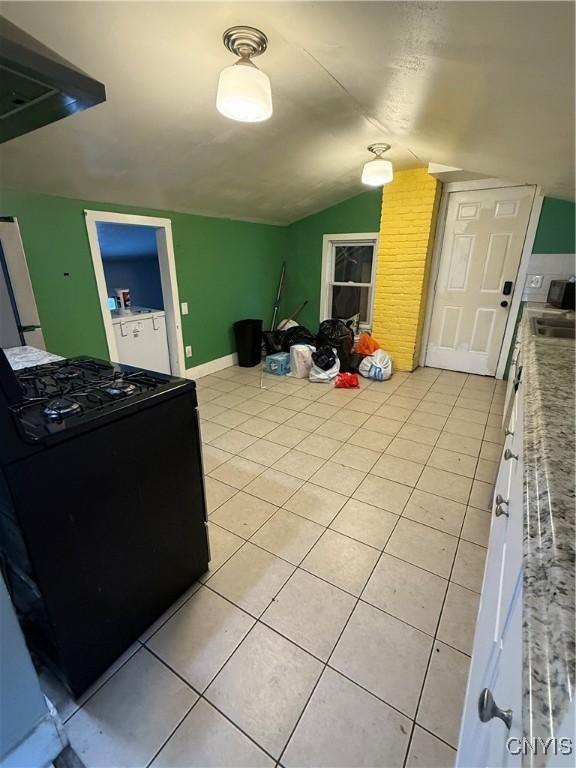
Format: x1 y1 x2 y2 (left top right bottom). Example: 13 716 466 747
185 345 192 358
181 302 189 315
527 275 543 289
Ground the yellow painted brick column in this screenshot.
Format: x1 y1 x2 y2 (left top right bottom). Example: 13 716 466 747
372 168 441 371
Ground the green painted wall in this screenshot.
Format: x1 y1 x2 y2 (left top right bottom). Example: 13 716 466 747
0 189 288 366
533 197 575 253
0 186 382 366
283 189 382 329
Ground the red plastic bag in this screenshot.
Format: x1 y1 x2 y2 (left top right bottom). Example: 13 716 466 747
335 372 359 388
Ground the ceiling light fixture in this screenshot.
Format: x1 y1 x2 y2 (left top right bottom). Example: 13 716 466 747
361 143 393 186
216 26 272 123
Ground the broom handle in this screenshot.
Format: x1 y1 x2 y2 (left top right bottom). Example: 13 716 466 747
278 300 308 330
271 262 286 329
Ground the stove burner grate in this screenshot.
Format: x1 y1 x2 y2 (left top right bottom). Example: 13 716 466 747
54 368 81 380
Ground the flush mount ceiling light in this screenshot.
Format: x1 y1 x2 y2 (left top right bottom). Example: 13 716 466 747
362 143 394 186
216 26 272 123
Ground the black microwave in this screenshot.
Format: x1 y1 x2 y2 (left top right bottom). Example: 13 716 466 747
547 280 575 310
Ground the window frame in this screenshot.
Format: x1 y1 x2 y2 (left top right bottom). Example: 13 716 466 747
320 232 379 331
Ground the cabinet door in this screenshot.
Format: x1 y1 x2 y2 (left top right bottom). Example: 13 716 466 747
477 449 514 647
457 395 524 767
457 577 523 768
495 388 524 639
480 581 523 768
458 460 513 765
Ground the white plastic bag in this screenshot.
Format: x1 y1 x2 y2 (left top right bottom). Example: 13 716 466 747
359 349 392 381
309 357 340 383
289 344 316 379
278 319 298 330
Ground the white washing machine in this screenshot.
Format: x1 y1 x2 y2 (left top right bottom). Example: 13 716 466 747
111 308 171 374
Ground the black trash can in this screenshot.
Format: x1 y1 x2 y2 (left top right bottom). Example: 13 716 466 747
233 319 263 367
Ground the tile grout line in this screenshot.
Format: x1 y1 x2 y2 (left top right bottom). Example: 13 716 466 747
142 643 280 766
144 696 198 768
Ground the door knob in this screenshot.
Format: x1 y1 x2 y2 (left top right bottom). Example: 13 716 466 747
478 688 513 729
504 448 518 461
500 300 509 308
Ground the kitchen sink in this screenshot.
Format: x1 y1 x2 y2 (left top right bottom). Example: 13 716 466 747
531 316 575 339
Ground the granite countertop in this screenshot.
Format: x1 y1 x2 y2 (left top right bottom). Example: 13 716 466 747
521 306 575 751
4 345 64 370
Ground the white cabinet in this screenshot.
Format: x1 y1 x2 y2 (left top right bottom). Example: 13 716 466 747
457 374 524 768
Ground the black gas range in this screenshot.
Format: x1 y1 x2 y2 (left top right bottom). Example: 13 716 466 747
4 354 192 444
0 349 209 697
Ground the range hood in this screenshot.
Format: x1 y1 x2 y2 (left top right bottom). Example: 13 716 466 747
0 16 105 143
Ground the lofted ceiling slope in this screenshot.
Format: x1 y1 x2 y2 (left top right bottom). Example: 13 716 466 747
0 1 574 224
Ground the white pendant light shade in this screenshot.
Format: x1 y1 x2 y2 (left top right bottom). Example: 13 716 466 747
216 27 272 123
216 61 272 122
361 143 393 186
362 158 394 186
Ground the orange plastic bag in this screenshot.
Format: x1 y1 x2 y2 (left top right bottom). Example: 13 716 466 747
355 332 380 356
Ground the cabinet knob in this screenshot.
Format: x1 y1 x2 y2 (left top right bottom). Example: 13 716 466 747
495 495 509 517
478 688 513 729
504 448 519 461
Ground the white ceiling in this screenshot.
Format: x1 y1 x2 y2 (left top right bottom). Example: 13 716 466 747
1 2 574 224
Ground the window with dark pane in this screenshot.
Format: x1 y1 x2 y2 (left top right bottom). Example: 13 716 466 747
333 245 373 284
331 285 370 322
324 237 377 329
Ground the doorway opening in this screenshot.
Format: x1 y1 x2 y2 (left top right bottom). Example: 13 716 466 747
85 211 185 376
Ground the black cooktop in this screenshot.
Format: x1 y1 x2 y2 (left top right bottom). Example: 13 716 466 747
8 357 193 441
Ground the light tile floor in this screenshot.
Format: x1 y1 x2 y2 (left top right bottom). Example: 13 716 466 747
44 364 505 767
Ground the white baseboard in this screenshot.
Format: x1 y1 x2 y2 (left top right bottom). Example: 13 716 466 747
184 352 238 379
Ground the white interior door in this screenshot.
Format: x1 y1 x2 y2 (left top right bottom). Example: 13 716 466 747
426 187 534 375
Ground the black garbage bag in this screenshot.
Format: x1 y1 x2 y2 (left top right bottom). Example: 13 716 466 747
317 319 354 372
348 352 364 374
312 345 337 371
262 330 286 354
281 325 317 351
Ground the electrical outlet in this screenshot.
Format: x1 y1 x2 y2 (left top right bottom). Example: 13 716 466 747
527 274 543 289
181 302 189 315
185 345 192 358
